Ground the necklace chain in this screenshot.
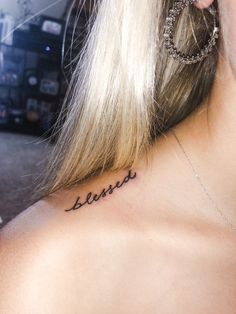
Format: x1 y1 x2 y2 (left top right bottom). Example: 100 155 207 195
170 128 236 231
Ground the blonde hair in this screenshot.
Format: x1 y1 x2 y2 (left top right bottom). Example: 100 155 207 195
33 0 219 201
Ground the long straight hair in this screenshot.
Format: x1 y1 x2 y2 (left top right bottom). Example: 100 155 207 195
32 0 219 202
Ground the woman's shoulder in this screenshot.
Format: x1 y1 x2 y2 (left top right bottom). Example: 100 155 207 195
0 169 141 312
0 168 140 257
1 166 235 313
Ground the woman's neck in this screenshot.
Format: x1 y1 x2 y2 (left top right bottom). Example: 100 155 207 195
174 51 236 222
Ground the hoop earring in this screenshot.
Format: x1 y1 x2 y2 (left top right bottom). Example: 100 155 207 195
164 0 219 64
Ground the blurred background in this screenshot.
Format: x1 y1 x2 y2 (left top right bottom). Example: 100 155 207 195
0 0 92 228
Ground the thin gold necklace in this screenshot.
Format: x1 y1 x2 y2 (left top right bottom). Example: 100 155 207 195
170 128 236 231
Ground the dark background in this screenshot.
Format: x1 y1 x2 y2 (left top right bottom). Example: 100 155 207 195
0 0 93 228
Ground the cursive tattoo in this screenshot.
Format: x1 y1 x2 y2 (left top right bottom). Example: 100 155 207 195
64 169 137 212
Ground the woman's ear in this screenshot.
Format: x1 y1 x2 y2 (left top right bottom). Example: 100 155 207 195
194 0 215 10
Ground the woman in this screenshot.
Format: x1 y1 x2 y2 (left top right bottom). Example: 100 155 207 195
1 0 236 312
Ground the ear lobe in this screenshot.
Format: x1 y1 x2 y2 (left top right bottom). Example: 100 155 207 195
194 0 215 10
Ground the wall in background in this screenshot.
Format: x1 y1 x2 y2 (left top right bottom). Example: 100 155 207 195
0 0 70 19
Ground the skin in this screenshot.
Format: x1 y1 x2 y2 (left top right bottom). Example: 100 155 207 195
1 0 236 313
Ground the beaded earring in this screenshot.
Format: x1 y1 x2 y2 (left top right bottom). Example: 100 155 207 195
164 0 219 64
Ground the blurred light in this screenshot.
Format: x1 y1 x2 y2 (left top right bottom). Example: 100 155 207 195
44 45 51 52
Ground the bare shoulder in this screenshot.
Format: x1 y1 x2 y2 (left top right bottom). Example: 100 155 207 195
0 169 139 313
1 167 236 313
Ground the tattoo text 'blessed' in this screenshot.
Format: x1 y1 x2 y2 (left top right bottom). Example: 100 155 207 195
64 169 137 212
